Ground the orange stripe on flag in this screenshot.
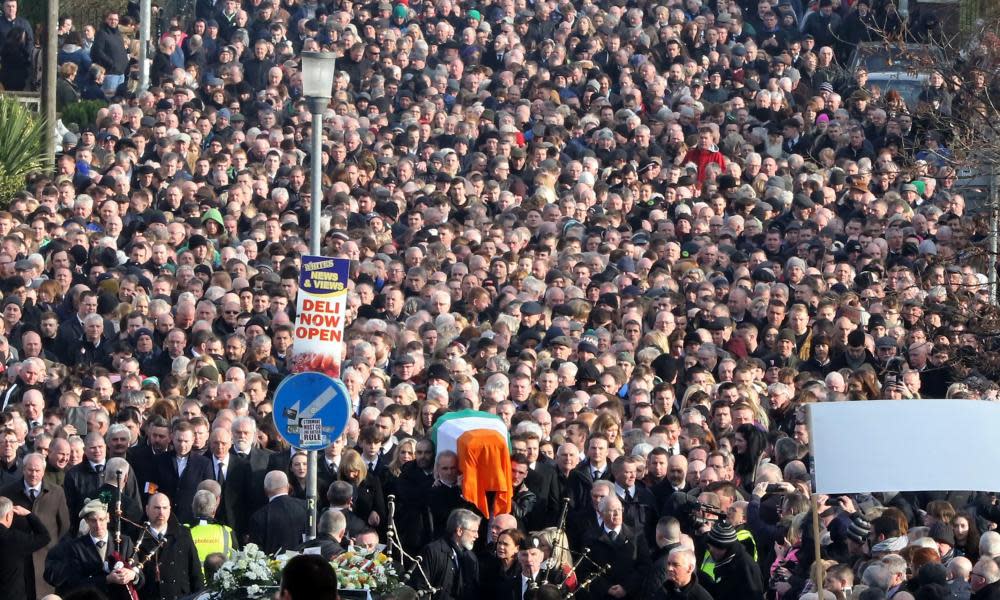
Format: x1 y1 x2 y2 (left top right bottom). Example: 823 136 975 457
456 429 513 518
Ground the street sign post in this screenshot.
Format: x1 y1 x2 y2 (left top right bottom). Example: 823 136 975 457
272 372 351 538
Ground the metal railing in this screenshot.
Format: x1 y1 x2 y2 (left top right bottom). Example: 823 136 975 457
1 91 41 113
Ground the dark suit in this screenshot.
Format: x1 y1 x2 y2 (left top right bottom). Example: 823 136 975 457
579 525 651 599
127 442 164 499
54 316 85 363
44 533 145 598
63 461 107 522
0 479 71 599
295 533 345 560
395 462 435 554
330 506 368 540
524 462 560 529
416 537 479 600
234 446 274 512
566 461 612 510
247 494 309 554
316 457 340 510
152 452 215 523
138 522 203 600
210 455 251 539
618 485 658 547
353 473 387 527
0 513 50 600
566 506 602 552
428 483 479 541
497 569 563 600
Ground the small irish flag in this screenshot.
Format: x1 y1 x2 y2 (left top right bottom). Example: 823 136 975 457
430 410 513 518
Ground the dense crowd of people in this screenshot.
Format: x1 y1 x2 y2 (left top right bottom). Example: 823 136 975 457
0 0 996 598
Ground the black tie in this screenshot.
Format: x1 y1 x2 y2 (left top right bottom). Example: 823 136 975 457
96 539 106 560
217 462 226 484
95 464 104 475
28 489 37 502
625 490 633 502
608 530 618 542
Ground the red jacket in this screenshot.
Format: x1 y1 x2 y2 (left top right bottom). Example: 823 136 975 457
682 145 728 184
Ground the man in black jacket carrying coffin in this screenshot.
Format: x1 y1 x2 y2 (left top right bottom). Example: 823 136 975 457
414 507 481 600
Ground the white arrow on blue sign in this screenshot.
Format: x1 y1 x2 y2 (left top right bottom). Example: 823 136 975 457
272 372 351 450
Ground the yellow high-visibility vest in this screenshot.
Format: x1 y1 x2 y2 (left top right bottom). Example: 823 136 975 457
187 520 236 564
701 529 758 581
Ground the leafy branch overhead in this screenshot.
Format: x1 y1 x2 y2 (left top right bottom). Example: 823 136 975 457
0 95 47 208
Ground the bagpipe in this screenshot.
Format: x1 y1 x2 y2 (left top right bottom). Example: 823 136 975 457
392 410 615 600
107 470 169 600
385 491 610 600
529 498 609 599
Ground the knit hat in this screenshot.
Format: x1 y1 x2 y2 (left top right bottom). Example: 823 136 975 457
929 522 955 547
846 514 871 544
871 536 908 553
707 520 738 547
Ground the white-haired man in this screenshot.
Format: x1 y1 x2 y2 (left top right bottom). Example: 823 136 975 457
246 471 308 554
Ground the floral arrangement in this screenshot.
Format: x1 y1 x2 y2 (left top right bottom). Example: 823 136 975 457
208 543 287 600
332 549 400 593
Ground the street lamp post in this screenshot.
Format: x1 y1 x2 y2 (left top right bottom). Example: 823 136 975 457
299 50 336 540
301 51 337 256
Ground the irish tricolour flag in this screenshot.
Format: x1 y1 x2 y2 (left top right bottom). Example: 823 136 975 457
430 410 513 518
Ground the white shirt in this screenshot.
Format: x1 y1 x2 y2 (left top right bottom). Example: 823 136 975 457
614 483 636 499
213 457 227 478
521 572 540 595
24 484 40 499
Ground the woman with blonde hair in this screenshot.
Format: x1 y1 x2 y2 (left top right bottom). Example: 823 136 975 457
386 437 417 479
536 527 578 591
130 292 151 316
590 412 623 451
339 449 386 527
641 331 671 354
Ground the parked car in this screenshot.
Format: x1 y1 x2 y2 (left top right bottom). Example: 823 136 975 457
866 71 928 108
848 42 944 73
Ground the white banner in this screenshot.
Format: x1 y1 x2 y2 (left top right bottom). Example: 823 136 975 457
811 400 1000 493
289 255 349 378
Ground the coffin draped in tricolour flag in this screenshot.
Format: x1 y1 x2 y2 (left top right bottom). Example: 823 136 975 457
430 410 513 518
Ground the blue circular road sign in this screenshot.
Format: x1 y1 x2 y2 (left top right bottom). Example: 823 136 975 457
272 372 351 450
